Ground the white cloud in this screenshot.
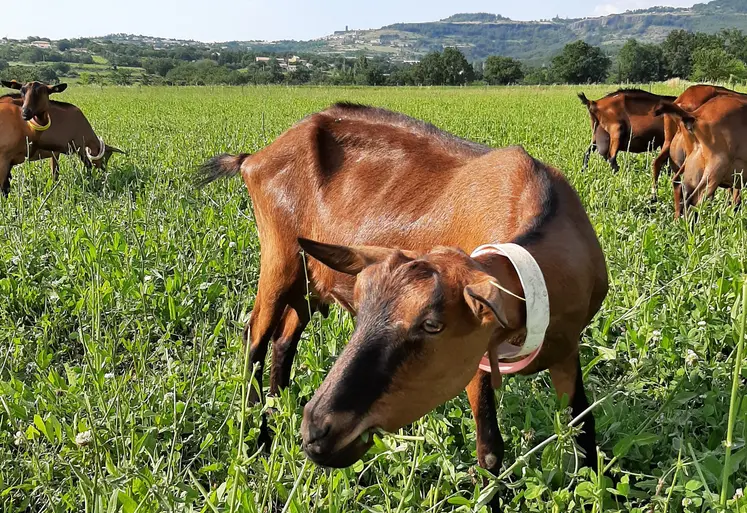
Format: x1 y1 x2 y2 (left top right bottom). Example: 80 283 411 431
594 3 620 15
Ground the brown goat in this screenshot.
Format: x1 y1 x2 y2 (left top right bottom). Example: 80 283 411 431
579 89 675 172
651 84 746 201
655 96 747 218
2 81 123 180
0 81 67 194
198 104 608 507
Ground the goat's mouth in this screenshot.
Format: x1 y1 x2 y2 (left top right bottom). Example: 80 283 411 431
302 426 377 468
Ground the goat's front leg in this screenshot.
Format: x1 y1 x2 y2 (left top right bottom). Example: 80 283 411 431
467 370 505 512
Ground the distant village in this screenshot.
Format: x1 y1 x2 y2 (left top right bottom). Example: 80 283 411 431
1 30 425 66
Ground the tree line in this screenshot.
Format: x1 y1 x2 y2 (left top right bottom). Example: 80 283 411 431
3 28 747 86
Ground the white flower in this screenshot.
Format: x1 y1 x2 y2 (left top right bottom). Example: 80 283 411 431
104 373 114 380
686 350 698 366
735 488 744 499
521 429 535 443
164 392 174 402
652 330 661 337
698 320 706 327
14 431 24 446
229 241 237 249
682 497 692 507
75 430 92 447
629 358 639 366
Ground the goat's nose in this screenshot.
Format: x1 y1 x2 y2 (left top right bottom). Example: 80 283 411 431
21 108 32 120
302 403 333 456
305 420 331 446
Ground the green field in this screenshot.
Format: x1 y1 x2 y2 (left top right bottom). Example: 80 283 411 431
1 85 746 512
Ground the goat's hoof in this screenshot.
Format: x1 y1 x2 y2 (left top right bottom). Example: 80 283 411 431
257 424 273 453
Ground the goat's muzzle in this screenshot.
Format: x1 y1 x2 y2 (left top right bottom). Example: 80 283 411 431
301 401 373 468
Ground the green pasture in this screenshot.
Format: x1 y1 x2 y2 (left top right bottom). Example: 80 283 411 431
0 85 745 512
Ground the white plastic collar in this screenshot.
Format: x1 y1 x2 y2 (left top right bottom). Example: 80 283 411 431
470 243 550 359
86 137 106 161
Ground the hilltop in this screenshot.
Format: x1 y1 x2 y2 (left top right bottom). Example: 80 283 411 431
298 0 747 62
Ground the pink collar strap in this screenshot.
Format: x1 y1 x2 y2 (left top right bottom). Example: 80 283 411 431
470 243 550 375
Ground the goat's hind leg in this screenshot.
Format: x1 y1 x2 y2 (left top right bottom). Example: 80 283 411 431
0 158 13 196
549 351 597 471
651 144 671 202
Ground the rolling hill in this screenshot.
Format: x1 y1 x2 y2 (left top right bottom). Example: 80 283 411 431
90 0 747 64
252 0 747 63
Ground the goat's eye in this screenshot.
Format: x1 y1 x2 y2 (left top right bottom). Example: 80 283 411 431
421 319 444 334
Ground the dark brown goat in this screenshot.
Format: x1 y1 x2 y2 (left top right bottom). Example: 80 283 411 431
579 89 676 172
198 104 608 508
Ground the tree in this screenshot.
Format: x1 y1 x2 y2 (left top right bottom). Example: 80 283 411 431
57 39 72 51
691 46 747 82
616 39 664 82
52 62 71 75
483 56 524 85
720 28 747 62
353 54 370 85
522 65 552 85
415 52 446 85
661 30 695 78
0 65 38 83
142 58 176 77
441 47 474 85
266 58 284 84
19 48 44 64
388 65 417 85
351 55 385 86
37 66 59 84
111 68 133 85
551 41 610 84
287 65 311 85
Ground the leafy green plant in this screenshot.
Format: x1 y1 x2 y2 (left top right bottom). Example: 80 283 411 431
0 84 745 512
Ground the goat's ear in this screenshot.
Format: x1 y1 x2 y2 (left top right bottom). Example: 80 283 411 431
48 83 68 94
2 80 21 90
464 279 510 327
298 238 403 276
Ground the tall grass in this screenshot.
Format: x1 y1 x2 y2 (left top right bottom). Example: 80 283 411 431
0 85 745 512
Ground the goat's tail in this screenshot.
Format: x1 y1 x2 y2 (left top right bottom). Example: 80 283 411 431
654 102 696 132
196 153 251 188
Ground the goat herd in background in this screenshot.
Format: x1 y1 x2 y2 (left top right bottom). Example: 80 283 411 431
0 79 122 193
0 78 744 510
579 84 745 217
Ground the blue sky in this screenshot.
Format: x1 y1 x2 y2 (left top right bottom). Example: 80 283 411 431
3 0 697 42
